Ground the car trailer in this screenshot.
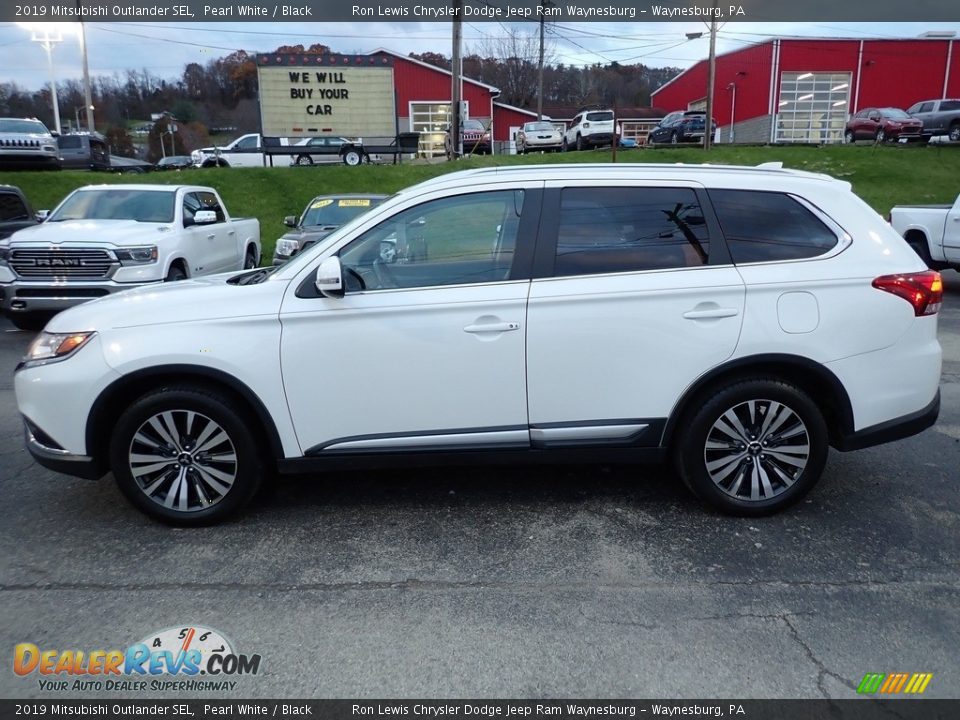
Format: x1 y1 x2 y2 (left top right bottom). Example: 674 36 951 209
262 132 421 167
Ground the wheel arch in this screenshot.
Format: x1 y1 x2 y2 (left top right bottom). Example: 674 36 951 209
166 255 189 278
661 354 854 450
86 365 285 467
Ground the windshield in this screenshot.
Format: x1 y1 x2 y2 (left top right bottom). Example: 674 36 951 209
881 108 911 119
462 120 485 131
48 189 176 223
525 122 555 132
0 119 50 135
301 197 381 228
586 112 614 122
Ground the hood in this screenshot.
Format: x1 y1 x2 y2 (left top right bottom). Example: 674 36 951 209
46 272 286 333
9 219 169 247
280 225 338 245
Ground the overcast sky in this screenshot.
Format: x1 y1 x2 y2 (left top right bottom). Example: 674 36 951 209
0 21 957 91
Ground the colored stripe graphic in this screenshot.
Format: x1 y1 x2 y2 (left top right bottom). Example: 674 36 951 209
857 672 932 694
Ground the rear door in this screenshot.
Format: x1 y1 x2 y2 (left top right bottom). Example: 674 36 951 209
525 181 745 448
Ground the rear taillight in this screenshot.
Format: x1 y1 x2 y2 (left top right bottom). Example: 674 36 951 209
872 270 943 316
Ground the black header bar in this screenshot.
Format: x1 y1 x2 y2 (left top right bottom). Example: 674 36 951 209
4 1 960 23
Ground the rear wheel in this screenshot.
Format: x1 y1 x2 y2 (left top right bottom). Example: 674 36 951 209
906 233 934 268
674 378 828 516
949 122 960 142
342 149 364 166
243 246 258 269
109 386 263 525
843 130 855 144
295 154 313 166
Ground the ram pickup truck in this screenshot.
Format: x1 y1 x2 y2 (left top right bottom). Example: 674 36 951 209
191 133 291 168
890 193 960 272
0 184 260 330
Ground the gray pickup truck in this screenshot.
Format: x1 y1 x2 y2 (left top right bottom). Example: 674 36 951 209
906 98 960 142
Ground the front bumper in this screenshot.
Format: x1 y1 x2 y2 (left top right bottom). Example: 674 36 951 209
1 279 160 315
23 421 104 480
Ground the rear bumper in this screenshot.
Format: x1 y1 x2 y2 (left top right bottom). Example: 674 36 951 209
834 389 940 451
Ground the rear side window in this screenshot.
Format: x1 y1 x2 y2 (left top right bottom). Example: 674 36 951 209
709 190 838 264
940 100 960 111
57 136 83 150
554 187 709 277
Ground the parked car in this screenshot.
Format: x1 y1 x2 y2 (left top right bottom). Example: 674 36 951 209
57 132 111 170
562 108 615 151
13 163 942 524
648 111 718 145
844 108 923 144
192 133 291 168
906 98 960 142
0 184 260 330
291 136 359 166
0 118 60 170
516 121 562 153
446 119 492 157
0 186 38 241
155 155 195 171
889 192 960 272
273 194 386 265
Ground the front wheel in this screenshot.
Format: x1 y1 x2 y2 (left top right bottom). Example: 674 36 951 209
949 123 960 142
843 130 855 144
674 378 828 516
9 313 49 332
575 134 584 151
109 386 263 525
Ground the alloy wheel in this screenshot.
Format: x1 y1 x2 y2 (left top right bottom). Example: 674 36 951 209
703 399 810 502
128 410 238 513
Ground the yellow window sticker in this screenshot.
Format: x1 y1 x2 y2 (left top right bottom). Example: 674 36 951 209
338 199 372 207
310 199 334 209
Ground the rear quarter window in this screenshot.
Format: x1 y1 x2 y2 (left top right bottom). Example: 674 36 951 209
708 189 838 264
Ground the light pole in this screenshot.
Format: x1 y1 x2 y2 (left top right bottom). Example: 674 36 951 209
21 25 65 134
75 105 95 132
77 14 95 133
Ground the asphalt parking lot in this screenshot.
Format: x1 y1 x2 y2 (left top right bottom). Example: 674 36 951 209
0 274 958 700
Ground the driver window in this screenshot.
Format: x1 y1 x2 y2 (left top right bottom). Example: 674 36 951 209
338 190 524 292
182 193 202 226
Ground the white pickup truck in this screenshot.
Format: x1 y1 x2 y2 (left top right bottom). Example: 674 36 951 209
191 133 291 168
890 193 960 272
0 184 260 330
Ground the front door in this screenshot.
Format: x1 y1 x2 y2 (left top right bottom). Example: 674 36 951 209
279 186 539 455
525 182 745 447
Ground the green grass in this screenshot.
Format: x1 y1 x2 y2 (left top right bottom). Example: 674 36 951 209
3 144 959 260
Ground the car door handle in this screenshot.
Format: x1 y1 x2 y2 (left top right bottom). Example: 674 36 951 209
683 307 739 320
227 229 236 235
206 233 216 240
463 321 520 334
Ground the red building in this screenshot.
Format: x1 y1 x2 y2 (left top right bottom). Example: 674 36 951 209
651 36 960 143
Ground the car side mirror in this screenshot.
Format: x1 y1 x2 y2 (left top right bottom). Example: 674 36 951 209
36 210 49 222
283 215 297 227
315 256 344 298
194 210 217 224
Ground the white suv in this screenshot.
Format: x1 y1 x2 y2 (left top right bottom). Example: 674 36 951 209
562 109 616 151
15 163 942 524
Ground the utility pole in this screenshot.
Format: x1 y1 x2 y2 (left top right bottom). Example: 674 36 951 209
537 0 554 120
450 0 463 159
703 0 719 151
78 1 95 132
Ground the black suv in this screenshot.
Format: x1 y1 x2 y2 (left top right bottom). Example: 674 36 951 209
649 111 718 145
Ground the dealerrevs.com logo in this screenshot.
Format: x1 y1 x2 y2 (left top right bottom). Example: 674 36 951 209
13 625 262 692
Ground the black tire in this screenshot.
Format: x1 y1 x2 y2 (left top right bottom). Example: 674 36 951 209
575 134 583 151
9 313 49 332
295 154 313 166
243 246 258 269
342 149 363 166
876 129 887 143
844 130 855 145
165 263 187 282
561 138 568 152
906 233 934 268
673 378 829 517
109 385 264 525
949 122 960 143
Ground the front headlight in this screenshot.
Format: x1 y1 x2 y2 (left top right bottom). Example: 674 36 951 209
114 246 158 265
21 331 96 368
0 245 9 266
275 238 300 257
